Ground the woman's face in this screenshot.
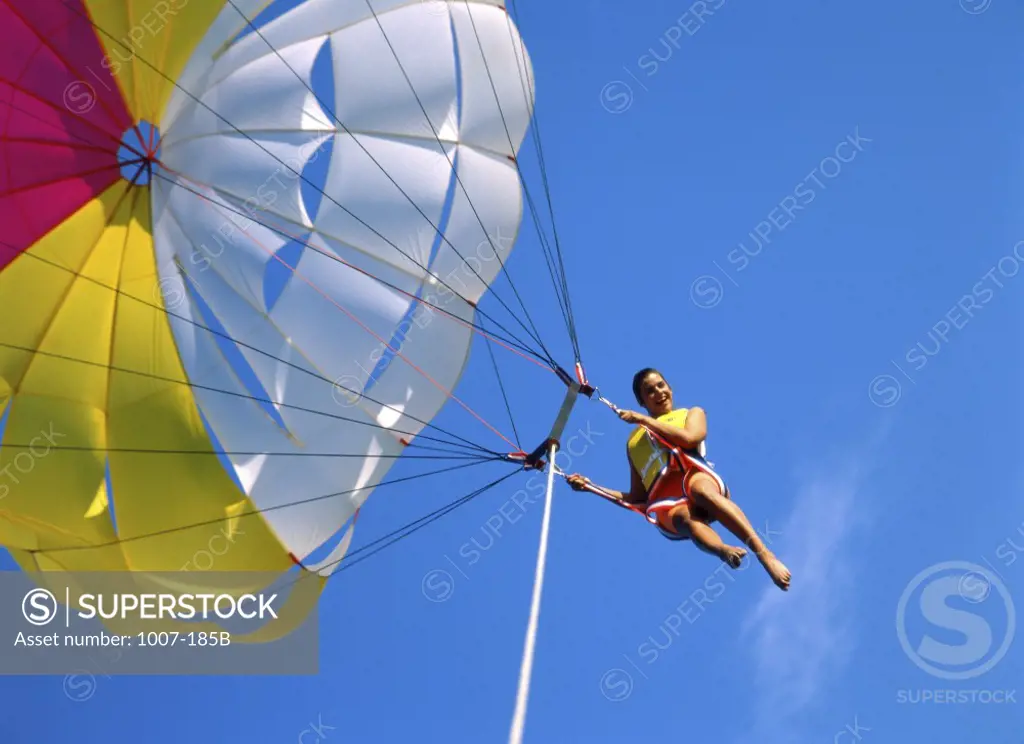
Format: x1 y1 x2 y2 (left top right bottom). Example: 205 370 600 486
638 372 673 416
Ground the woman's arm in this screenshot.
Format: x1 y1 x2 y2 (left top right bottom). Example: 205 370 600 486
565 451 647 505
623 406 707 450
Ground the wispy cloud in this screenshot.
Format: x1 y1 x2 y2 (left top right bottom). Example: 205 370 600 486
739 456 872 739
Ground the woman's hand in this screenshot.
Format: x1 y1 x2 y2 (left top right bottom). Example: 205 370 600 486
565 473 591 492
617 409 648 425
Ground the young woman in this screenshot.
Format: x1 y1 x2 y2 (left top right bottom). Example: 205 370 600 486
566 368 791 591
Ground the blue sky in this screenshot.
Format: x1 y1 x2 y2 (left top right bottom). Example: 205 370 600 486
3 1 1024 742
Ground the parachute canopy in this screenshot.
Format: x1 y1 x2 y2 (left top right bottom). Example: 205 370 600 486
0 0 535 635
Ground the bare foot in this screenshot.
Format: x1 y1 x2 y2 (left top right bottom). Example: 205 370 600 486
718 544 748 569
758 550 791 591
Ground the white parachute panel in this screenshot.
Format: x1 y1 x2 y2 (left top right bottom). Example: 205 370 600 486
156 0 535 571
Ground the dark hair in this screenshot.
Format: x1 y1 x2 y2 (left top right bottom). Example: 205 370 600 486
632 367 665 405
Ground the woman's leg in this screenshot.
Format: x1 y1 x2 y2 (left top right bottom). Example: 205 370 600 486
686 473 791 590
665 502 747 569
